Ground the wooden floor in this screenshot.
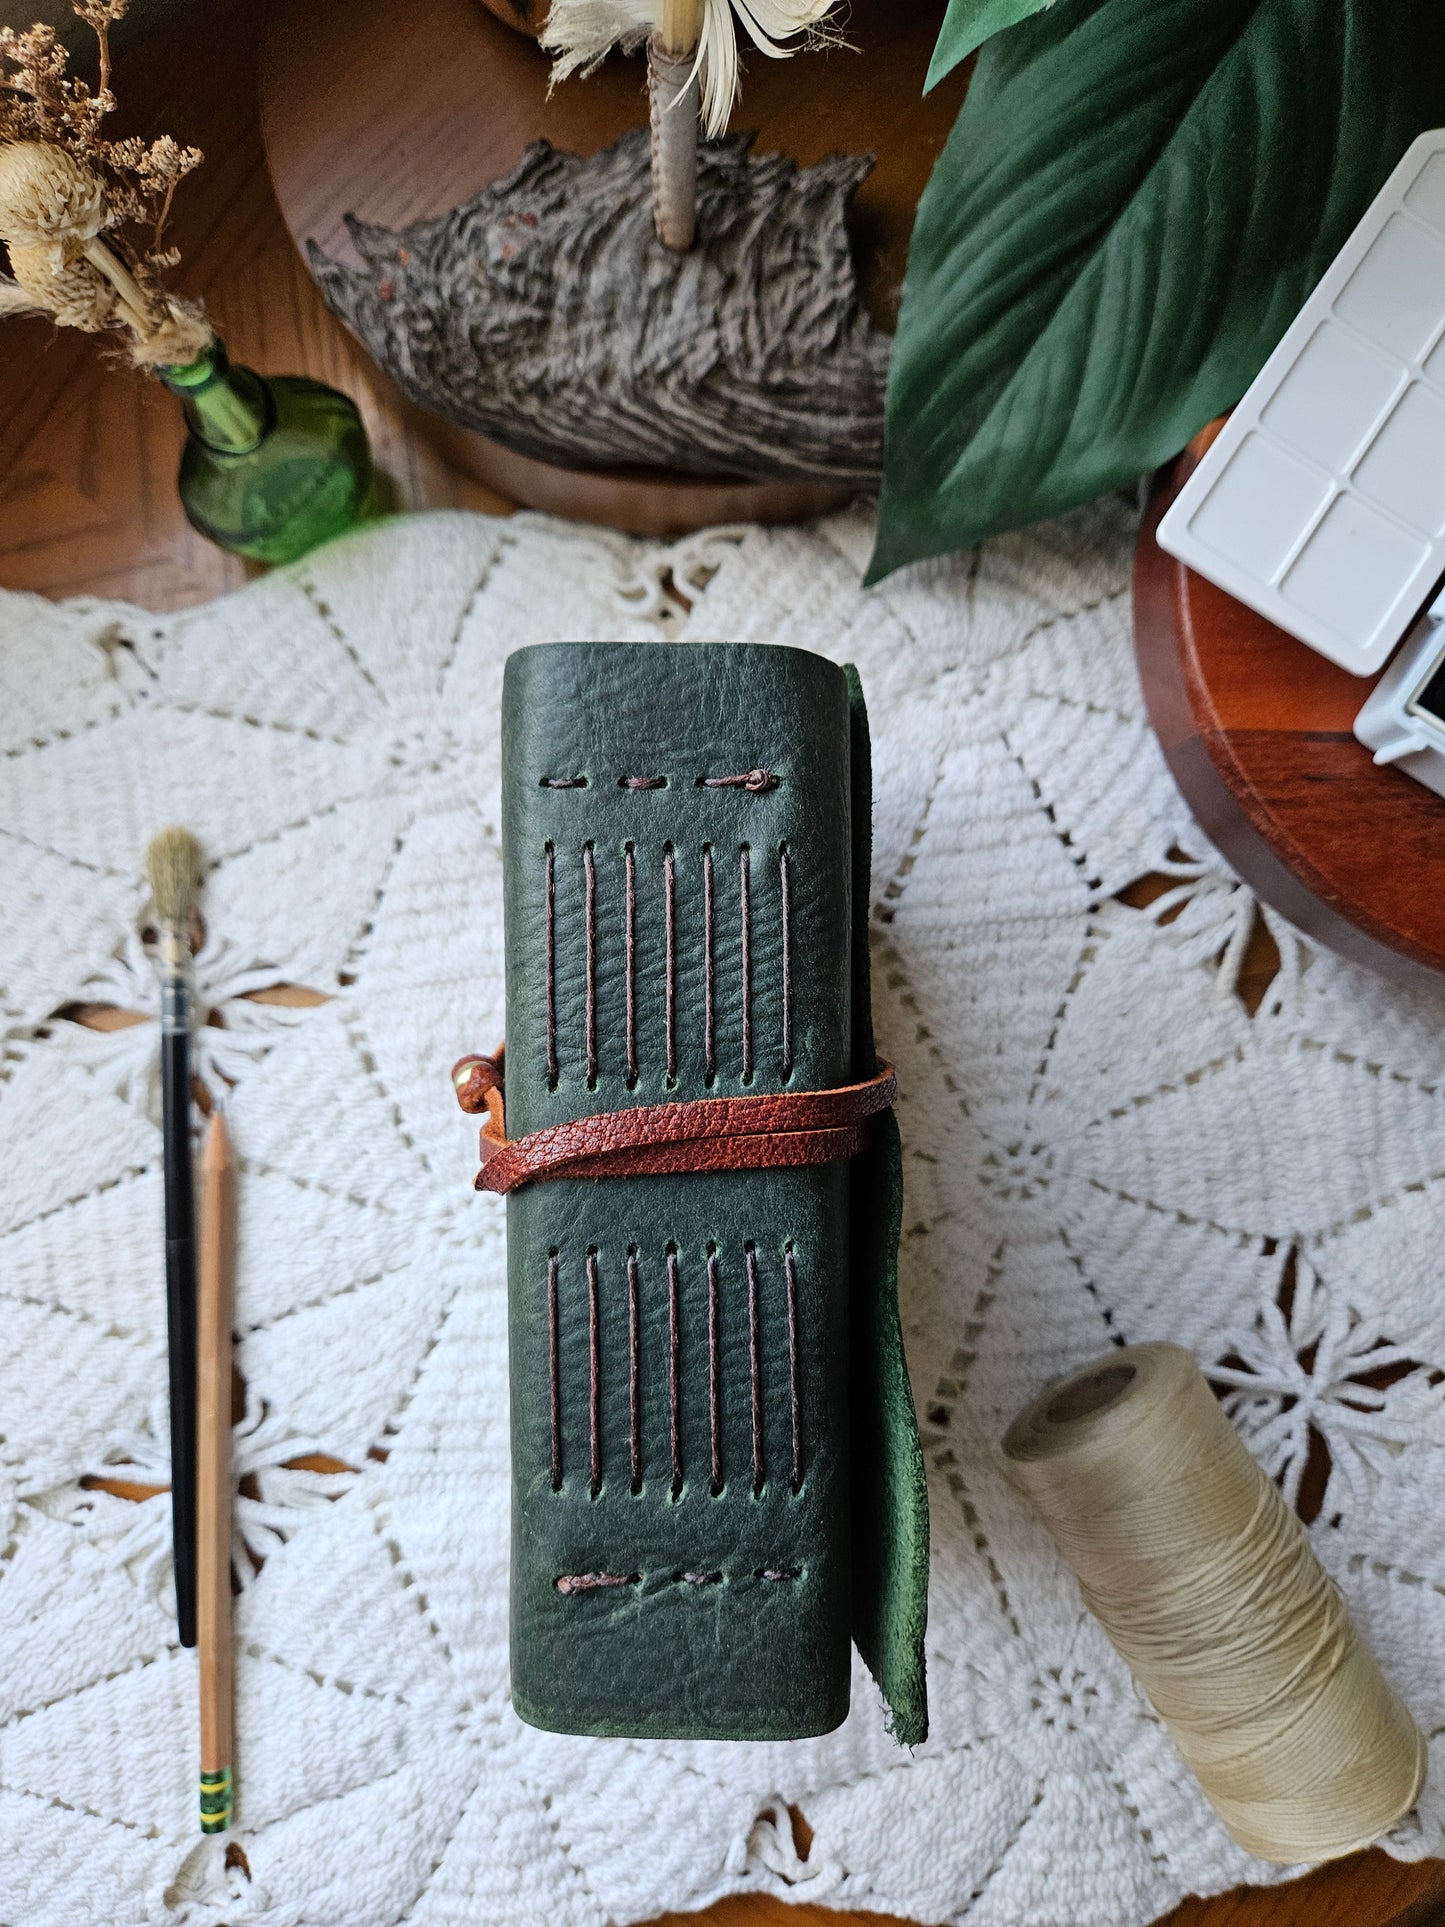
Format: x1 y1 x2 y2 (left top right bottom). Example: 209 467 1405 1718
1 4 1441 1923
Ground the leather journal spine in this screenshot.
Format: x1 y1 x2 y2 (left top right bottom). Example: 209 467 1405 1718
495 640 928 1743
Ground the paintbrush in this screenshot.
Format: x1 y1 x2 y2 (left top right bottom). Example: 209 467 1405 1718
197 1107 235 1834
146 826 202 1650
541 0 840 250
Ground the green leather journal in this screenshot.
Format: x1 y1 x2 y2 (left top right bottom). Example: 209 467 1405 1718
487 640 928 1743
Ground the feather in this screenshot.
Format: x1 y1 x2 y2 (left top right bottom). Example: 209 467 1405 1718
541 0 657 82
542 0 840 135
0 276 46 318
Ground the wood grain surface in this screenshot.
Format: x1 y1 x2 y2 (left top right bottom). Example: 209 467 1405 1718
1135 439 1445 988
2 3 1442 1921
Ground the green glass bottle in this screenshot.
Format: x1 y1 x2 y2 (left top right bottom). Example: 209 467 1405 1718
156 338 374 566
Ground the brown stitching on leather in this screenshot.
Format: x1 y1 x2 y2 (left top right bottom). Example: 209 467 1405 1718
703 845 716 1083
542 776 587 789
779 844 793 1080
707 1245 722 1494
747 1245 763 1494
587 1248 602 1496
556 1567 797 1595
622 775 666 790
667 1244 682 1497
548 1251 562 1490
555 1571 638 1594
700 769 778 792
584 843 597 1089
545 846 558 1089
472 1063 897 1193
624 844 638 1086
627 1248 642 1492
740 845 753 1082
785 1245 801 1491
663 844 677 1081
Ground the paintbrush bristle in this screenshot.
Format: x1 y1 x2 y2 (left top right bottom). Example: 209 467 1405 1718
146 826 203 928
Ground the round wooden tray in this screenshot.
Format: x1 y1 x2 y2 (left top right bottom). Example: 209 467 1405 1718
1135 435 1445 989
258 0 965 536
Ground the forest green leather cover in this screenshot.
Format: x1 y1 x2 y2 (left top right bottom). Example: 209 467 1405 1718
499 641 928 1742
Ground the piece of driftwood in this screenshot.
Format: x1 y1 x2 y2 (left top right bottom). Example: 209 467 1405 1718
307 129 889 485
648 37 700 252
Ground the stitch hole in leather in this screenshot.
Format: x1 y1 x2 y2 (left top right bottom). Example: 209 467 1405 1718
540 774 588 788
548 1249 562 1491
619 774 667 789
667 1242 683 1500
675 1569 724 1586
785 1243 802 1493
627 1246 642 1494
745 1241 764 1496
707 1243 723 1496
624 843 638 1089
740 843 753 1086
586 1247 602 1498
779 842 793 1082
663 841 677 1086
702 843 716 1086
583 843 598 1091
697 768 779 793
555 1571 639 1594
757 1567 801 1582
544 842 558 1090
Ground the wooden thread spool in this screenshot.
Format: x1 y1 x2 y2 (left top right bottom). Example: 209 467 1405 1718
1002 1343 1426 1864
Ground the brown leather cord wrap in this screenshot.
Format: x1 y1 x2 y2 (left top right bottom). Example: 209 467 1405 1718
452 1048 897 1196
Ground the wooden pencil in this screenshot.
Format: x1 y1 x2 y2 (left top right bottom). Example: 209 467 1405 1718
197 1108 235 1835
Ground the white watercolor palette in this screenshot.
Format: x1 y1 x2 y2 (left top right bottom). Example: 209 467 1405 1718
1353 592 1445 798
1157 129 1445 677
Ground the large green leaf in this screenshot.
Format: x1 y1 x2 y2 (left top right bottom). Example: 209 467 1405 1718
925 0 1056 92
871 0 1445 581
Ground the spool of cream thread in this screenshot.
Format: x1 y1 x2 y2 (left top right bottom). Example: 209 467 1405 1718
1002 1342 1426 1864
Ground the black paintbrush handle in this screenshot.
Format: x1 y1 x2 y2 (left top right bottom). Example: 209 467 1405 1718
161 1019 198 1649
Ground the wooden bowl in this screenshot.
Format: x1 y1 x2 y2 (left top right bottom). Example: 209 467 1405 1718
1135 434 1445 988
477 0 545 32
259 0 967 536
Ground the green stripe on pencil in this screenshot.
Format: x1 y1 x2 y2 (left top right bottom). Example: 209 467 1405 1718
199 1765 233 1833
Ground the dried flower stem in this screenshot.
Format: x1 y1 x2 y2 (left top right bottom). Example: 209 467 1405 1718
81 232 151 330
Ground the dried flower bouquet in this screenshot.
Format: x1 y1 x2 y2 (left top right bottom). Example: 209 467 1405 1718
0 0 210 365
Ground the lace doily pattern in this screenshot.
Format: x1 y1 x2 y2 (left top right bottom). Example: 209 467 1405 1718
1 505 1442 1927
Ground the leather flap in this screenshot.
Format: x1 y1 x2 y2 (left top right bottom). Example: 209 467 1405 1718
846 664 930 1746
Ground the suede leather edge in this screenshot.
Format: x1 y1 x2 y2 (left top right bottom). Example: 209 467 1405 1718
846 663 930 1746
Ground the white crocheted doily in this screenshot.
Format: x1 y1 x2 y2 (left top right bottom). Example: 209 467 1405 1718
2 504 1443 1927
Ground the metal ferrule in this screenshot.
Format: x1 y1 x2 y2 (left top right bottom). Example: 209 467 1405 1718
156 924 193 1035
